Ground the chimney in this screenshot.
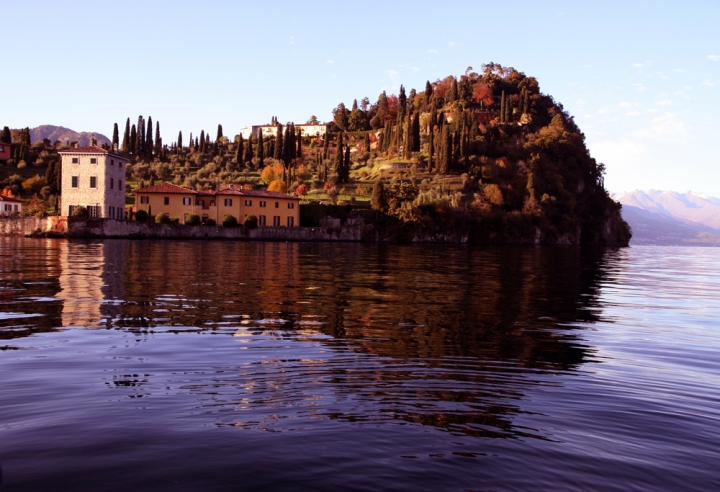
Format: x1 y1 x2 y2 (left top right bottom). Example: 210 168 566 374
73 142 79 148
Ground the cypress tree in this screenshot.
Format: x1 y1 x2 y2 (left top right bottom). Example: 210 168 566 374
425 81 433 101
398 85 407 124
236 134 244 163
112 123 119 148
257 131 264 163
244 134 254 163
334 132 344 175
137 116 145 155
130 124 137 154
297 129 302 158
428 127 434 172
146 116 153 158
403 113 412 158
177 131 183 151
199 130 205 153
506 94 513 122
121 119 130 152
412 112 420 152
274 124 283 160
283 124 292 165
322 133 329 160
155 121 161 155
500 91 505 123
216 124 223 141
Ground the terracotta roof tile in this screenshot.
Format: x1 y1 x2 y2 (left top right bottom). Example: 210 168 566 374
58 145 129 158
0 195 23 203
134 183 197 194
134 183 300 200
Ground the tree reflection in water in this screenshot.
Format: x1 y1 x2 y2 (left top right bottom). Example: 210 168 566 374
0 239 620 440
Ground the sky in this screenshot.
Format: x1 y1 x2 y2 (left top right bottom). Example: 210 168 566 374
2 0 719 195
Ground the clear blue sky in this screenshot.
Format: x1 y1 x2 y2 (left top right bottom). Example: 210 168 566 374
2 1 718 195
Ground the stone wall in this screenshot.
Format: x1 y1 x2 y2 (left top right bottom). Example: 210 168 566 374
0 216 367 242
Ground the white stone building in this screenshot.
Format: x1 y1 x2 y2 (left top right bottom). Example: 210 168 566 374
58 145 127 219
239 123 328 140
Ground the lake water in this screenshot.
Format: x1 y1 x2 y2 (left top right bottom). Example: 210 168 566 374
0 238 718 491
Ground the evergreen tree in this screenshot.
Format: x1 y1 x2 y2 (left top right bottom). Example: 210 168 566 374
257 131 264 163
199 130 205 153
500 91 505 123
155 121 161 156
428 127 434 172
274 124 283 160
411 112 420 152
451 78 459 102
137 116 145 155
297 129 302 158
0 126 11 144
334 132 344 176
370 180 388 212
343 145 351 181
121 118 130 152
216 124 223 141
130 124 137 154
195 137 199 150
112 123 119 148
505 94 513 122
398 85 407 124
334 102 349 131
236 134 244 163
146 116 153 158
283 124 292 165
323 133 329 160
424 81 433 101
244 134 254 163
177 131 183 151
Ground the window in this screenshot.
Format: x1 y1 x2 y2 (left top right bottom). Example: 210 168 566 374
259 215 266 226
72 157 78 164
183 197 191 205
0 145 4 152
224 198 232 206
71 176 79 188
90 158 97 164
275 202 279 208
273 216 280 226
111 159 114 166
244 199 252 206
119 161 123 168
164 197 169 205
88 206 99 218
140 196 149 204
287 216 294 227
110 178 114 190
288 202 295 209
198 199 204 206
259 200 266 207
119 180 122 190
90 176 97 188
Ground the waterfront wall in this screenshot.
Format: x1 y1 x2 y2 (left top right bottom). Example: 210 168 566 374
0 216 367 242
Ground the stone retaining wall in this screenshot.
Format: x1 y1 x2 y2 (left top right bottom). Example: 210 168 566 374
0 216 367 242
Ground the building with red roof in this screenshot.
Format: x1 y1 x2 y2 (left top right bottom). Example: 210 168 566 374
1 194 23 216
134 183 300 226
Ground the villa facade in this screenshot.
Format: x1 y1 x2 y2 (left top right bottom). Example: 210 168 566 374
134 183 300 227
0 195 23 216
239 123 327 140
58 145 128 218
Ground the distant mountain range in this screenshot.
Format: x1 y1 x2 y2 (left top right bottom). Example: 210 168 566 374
613 190 720 246
30 125 111 147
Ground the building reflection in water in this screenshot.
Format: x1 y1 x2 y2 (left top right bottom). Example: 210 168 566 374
56 240 125 327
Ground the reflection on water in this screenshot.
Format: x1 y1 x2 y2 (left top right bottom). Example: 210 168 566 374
1 239 719 491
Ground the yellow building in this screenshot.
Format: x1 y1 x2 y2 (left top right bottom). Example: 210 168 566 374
134 183 300 226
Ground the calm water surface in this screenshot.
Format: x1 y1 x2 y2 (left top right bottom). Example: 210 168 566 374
0 239 718 491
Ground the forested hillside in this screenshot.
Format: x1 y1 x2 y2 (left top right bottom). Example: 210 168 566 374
1 63 630 245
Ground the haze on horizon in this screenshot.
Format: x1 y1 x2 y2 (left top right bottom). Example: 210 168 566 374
2 0 718 195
